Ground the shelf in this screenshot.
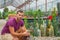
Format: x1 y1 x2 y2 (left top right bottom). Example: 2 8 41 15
23 17 48 20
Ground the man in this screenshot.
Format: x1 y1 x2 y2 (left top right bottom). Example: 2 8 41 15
1 10 30 40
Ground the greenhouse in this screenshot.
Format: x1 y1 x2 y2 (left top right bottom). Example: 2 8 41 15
0 0 60 40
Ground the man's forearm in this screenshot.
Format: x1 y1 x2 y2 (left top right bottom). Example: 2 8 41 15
16 25 27 33
16 28 27 33
16 29 20 33
11 32 25 37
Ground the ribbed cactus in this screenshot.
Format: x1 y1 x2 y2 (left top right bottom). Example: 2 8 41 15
40 20 47 36
51 8 58 36
46 20 54 37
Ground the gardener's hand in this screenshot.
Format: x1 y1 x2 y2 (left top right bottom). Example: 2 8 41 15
23 31 30 36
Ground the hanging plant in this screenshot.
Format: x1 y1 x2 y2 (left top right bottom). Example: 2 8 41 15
0 12 2 19
4 7 9 12
2 7 9 19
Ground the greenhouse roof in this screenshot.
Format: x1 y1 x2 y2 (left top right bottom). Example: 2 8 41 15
0 0 60 11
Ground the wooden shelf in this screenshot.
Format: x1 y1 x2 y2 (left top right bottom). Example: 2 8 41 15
23 17 48 20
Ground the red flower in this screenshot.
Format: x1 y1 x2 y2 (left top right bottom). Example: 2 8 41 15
48 16 52 20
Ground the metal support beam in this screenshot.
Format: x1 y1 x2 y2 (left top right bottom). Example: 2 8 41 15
15 0 32 10
36 0 38 10
45 0 47 12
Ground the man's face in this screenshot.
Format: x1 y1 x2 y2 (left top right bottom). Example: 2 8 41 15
16 12 24 20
